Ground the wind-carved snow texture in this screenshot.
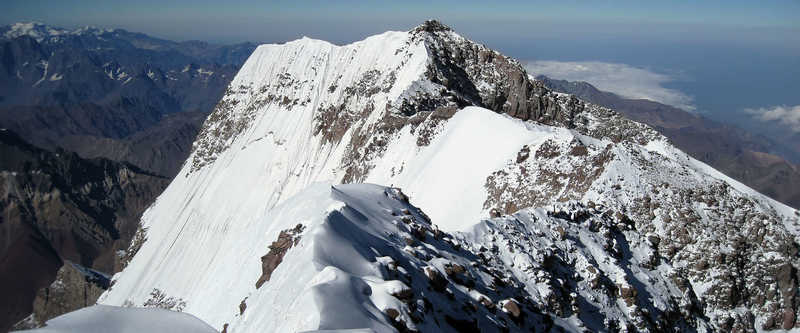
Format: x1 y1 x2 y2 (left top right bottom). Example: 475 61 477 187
101 21 800 332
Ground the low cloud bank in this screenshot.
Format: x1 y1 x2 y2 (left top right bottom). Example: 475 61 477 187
745 105 800 133
525 60 695 112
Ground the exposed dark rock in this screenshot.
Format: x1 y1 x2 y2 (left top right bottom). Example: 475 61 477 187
424 266 448 292
783 309 795 330
444 263 466 276
391 288 414 302
516 145 530 163
255 224 305 288
411 21 581 128
618 284 638 307
386 308 416 333
142 288 186 311
502 299 522 318
385 308 400 320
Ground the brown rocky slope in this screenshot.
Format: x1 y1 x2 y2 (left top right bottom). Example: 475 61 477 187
0 129 168 331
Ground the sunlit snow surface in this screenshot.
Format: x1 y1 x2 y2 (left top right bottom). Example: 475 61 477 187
99 27 800 332
368 106 568 231
16 305 216 333
104 182 488 332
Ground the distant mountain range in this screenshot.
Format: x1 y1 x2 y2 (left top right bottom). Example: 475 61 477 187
0 22 256 177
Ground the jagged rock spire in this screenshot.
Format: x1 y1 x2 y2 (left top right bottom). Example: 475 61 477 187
411 19 453 34
409 20 583 128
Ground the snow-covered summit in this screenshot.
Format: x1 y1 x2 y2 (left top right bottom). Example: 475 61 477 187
100 21 800 332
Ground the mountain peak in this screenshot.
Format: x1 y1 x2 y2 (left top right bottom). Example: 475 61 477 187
411 19 453 34
189 24 582 173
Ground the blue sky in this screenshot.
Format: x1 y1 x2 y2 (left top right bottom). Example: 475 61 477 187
3 1 800 148
2 1 799 43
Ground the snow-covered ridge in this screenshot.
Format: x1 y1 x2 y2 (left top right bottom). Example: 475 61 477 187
188 28 429 173
98 183 690 332
102 21 800 332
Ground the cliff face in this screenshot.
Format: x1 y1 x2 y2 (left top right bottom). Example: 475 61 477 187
0 129 168 331
414 21 582 127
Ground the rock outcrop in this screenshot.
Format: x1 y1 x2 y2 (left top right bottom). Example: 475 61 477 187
255 224 305 288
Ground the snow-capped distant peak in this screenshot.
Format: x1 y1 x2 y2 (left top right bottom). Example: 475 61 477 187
2 21 114 42
72 25 114 35
3 22 68 42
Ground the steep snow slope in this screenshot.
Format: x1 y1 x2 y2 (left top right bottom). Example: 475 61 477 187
366 106 560 231
101 21 800 332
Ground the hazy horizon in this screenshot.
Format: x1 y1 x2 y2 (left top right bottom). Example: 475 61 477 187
3 1 798 44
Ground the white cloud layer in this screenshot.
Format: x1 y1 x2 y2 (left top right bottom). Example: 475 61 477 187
745 105 800 133
524 61 695 111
